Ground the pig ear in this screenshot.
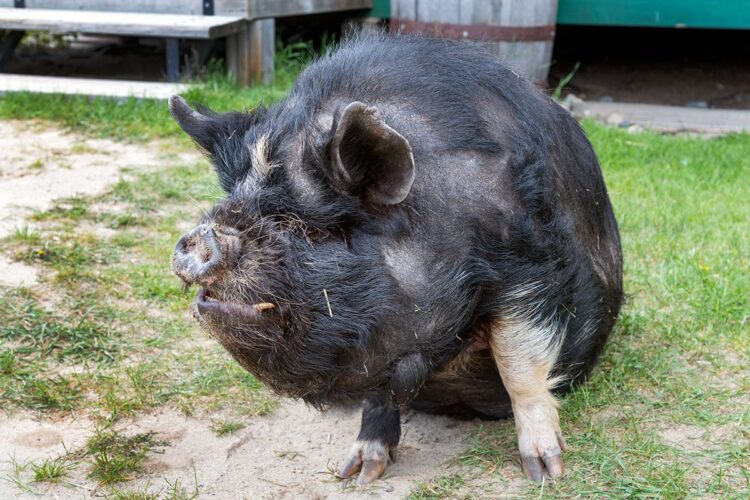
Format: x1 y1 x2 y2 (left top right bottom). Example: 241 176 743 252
169 95 219 152
330 102 415 205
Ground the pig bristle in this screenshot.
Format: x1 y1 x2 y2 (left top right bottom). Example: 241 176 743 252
250 134 279 179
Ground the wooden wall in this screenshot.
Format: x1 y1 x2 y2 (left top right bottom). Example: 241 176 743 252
391 0 559 83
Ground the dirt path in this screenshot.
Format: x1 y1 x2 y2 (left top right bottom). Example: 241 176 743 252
0 120 191 287
0 403 490 499
0 120 522 498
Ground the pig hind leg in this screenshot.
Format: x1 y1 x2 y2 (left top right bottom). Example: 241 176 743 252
489 316 567 482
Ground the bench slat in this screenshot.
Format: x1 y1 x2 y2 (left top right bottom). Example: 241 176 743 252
250 0 372 18
0 8 246 39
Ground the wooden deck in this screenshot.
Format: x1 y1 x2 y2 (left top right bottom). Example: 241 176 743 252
0 0 373 90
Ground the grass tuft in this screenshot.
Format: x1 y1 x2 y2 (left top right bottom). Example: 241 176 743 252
407 473 468 499
0 289 122 364
210 419 246 437
86 426 163 485
31 457 77 483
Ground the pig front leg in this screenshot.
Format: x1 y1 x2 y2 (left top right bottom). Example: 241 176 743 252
338 397 400 484
489 317 568 482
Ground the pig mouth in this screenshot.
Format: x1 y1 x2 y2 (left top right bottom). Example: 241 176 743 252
195 287 276 322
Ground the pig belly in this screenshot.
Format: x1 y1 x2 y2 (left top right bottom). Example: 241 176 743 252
410 352 513 420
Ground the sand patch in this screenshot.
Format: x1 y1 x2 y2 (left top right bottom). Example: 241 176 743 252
0 412 94 464
120 402 478 499
0 402 494 499
0 254 38 287
0 120 200 287
659 424 707 451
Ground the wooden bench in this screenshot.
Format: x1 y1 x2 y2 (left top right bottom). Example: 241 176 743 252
0 8 249 83
0 0 374 95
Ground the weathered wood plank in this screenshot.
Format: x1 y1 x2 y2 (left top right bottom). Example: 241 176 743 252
226 24 250 86
0 74 188 99
0 8 246 38
226 18 272 86
13 0 203 14
249 17 274 85
215 0 248 16
1 0 374 18
225 27 241 83
390 0 415 26
249 0 371 19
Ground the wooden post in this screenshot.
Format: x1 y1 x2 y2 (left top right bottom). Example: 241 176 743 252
227 18 274 86
165 37 180 82
225 24 249 85
250 17 274 86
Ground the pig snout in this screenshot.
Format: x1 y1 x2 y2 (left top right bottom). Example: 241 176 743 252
172 224 239 285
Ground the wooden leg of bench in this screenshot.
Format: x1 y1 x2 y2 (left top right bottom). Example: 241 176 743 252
250 18 274 86
0 30 24 70
226 26 248 86
227 19 274 87
166 38 180 82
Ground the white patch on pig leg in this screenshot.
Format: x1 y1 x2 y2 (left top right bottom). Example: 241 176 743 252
489 315 567 482
338 439 396 485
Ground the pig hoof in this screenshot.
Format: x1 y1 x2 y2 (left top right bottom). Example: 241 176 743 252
518 428 567 482
337 440 397 484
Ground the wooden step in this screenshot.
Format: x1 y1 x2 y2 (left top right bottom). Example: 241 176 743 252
0 8 246 39
0 74 188 99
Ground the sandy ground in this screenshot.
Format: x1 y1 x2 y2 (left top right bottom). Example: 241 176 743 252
0 403 502 499
0 120 179 287
0 120 524 498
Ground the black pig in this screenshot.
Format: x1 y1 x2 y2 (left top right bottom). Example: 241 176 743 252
170 34 622 483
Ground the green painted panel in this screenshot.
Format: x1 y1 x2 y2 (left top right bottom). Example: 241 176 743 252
557 0 750 29
368 0 390 18
366 1 750 29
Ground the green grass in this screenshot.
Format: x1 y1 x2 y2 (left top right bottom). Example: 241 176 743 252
0 156 276 428
85 426 163 485
0 104 276 429
0 47 292 495
210 419 246 437
0 44 310 141
407 474 469 499
31 457 77 483
109 476 200 500
1 288 122 363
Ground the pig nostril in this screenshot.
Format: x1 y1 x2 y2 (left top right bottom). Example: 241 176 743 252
182 239 211 263
172 224 224 284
